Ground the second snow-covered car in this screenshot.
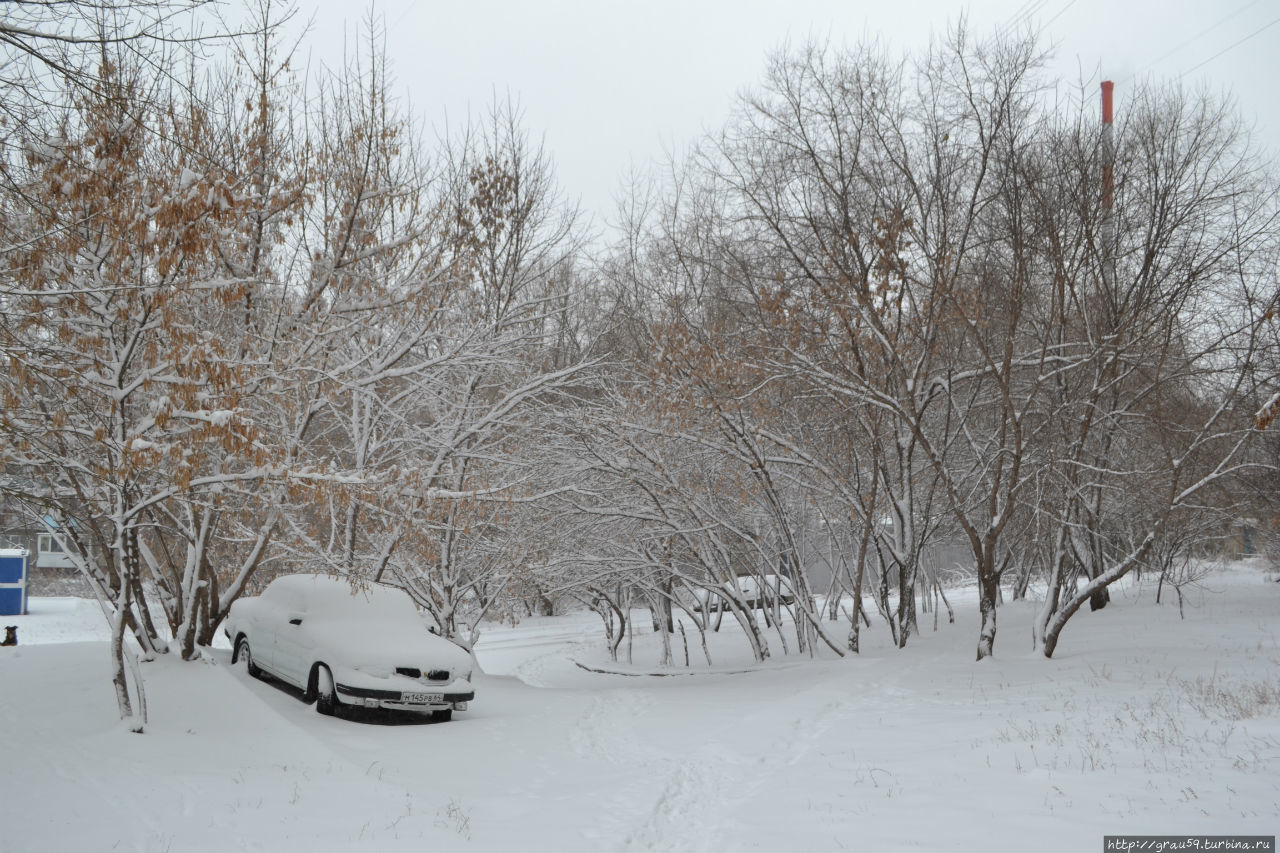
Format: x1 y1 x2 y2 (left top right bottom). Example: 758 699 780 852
692 573 797 613
225 574 474 721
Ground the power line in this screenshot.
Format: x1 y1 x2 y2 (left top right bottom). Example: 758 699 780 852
1144 0 1263 71
1001 0 1041 29
994 0 1078 48
1180 12 1280 79
999 0 1051 38
1038 0 1077 33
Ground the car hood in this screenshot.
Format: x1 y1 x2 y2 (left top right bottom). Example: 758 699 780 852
306 619 472 671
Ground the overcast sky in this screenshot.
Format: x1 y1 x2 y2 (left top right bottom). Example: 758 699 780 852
292 0 1280 228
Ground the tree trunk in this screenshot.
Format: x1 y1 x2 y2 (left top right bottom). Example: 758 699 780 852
1043 533 1157 657
897 558 918 648
975 554 999 661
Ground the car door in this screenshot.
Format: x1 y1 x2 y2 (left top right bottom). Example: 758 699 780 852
269 588 310 688
236 593 280 673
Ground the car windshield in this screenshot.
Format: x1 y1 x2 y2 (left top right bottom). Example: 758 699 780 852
295 579 421 624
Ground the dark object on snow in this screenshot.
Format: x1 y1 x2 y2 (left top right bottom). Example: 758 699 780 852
2 625 16 646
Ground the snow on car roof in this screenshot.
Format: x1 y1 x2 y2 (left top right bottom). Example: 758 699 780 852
266 574 418 619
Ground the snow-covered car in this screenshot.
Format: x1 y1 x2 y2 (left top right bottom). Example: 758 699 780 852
224 574 474 721
692 574 797 613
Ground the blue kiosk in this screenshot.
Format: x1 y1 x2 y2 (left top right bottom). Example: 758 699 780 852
0 549 29 616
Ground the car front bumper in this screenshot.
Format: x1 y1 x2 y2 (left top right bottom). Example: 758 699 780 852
334 680 474 711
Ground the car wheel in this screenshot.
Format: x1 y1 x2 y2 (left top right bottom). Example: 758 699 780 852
314 665 338 716
237 638 262 679
430 709 453 723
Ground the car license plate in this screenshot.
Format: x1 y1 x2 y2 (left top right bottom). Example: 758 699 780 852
403 692 443 704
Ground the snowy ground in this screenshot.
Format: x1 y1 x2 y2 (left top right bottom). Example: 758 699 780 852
1 565 1277 852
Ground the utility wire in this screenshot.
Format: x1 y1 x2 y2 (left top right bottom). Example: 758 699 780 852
1038 0 1077 33
996 0 1077 48
1000 0 1040 30
1180 12 1280 79
999 0 1051 38
1142 0 1263 72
